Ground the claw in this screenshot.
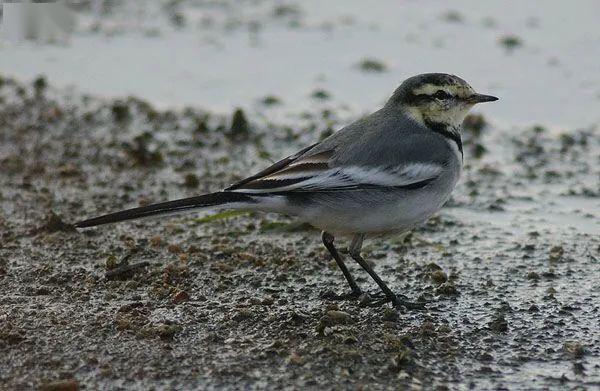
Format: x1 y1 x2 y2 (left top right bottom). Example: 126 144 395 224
321 288 428 311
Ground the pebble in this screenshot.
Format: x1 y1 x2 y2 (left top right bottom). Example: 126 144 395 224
172 290 190 304
39 379 78 391
564 341 585 358
324 310 353 325
430 270 448 285
489 316 509 333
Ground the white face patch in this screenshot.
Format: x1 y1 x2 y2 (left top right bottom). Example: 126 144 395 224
408 82 476 128
425 103 473 128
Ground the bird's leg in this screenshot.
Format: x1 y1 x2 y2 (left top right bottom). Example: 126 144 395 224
348 234 425 310
321 231 363 298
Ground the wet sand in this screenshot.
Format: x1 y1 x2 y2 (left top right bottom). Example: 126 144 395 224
1 1 599 389
0 74 598 389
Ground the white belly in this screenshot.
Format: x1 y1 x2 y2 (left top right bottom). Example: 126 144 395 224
303 187 454 235
255 141 463 236
301 160 461 235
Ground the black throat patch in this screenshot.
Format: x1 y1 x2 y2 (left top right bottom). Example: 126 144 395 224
424 120 463 156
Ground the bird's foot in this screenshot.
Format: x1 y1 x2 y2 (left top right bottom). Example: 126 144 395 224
321 289 428 310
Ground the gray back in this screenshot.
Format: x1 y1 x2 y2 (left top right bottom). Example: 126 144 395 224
305 107 455 168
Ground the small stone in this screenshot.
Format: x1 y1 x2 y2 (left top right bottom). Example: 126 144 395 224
155 324 182 341
499 35 523 50
549 246 564 262
325 310 353 325
528 304 539 312
420 321 436 337
261 95 281 106
356 57 387 73
35 286 51 295
489 315 508 333
381 308 398 322
430 270 448 285
233 308 253 322
442 10 464 23
111 101 130 122
311 89 331 100
526 272 540 281
286 351 305 365
358 293 372 307
392 348 414 369
573 362 585 374
463 113 487 134
33 75 47 94
542 270 556 279
522 243 536 251
272 4 301 18
183 173 200 188
316 310 353 333
39 379 78 391
57 163 80 177
105 255 118 270
150 235 163 247
564 341 585 358
170 12 185 28
0 328 25 344
167 244 183 254
472 143 487 159
261 296 274 305
138 196 153 207
249 297 262 306
426 262 443 271
172 290 190 304
436 282 459 296
194 118 209 133
227 108 250 140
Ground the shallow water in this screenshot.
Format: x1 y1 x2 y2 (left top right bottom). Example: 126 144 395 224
1 0 599 127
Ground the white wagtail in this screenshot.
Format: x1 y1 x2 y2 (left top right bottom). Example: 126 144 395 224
75 73 498 309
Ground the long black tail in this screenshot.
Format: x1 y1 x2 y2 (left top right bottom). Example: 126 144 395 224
74 191 255 228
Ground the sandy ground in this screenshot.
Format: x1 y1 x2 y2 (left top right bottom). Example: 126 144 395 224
1 1 599 390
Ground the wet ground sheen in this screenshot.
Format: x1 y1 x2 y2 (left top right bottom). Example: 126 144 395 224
0 74 598 390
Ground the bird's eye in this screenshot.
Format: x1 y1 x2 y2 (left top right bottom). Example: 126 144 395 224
433 90 451 99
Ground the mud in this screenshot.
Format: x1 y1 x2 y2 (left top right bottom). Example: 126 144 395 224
0 74 598 389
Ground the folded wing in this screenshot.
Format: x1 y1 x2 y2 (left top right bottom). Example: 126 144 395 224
226 147 442 194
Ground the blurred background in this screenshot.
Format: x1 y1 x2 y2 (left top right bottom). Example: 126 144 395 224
1 0 599 127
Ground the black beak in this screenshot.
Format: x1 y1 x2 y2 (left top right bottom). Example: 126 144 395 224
468 93 499 103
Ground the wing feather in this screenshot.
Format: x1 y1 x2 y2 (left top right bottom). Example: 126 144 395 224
225 143 322 191
231 161 442 194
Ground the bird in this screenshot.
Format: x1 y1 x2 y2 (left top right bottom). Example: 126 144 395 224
75 73 498 309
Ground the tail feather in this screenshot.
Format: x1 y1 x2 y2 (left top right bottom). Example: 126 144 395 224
74 191 256 228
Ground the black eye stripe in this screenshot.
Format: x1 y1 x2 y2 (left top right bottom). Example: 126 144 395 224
433 90 452 99
401 90 456 105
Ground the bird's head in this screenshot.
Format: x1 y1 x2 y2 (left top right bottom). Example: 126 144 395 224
388 73 498 129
